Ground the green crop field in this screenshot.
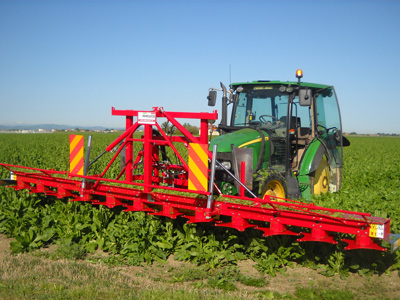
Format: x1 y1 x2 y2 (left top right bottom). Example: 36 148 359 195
314 136 400 233
1 133 400 299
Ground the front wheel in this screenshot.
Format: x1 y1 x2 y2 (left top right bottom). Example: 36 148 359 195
260 173 288 200
311 158 330 195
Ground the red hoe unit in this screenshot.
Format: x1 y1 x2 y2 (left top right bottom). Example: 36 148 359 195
0 106 396 252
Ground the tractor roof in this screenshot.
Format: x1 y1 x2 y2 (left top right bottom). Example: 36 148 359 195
231 80 331 90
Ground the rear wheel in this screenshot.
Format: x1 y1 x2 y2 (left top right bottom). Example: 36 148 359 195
261 173 288 200
311 158 330 195
336 167 342 191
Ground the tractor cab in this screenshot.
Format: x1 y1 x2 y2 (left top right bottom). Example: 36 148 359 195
207 70 350 200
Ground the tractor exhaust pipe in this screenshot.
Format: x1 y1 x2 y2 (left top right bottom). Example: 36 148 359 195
220 82 228 127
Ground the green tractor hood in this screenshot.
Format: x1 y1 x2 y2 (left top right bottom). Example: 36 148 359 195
209 128 266 152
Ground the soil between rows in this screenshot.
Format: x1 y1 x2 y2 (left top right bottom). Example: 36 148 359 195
0 234 399 299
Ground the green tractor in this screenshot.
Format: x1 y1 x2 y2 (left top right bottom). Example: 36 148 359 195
207 70 350 200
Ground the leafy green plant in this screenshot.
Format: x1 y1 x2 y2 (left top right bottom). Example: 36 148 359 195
319 250 349 278
1 133 400 278
10 227 55 254
391 250 400 275
174 224 242 269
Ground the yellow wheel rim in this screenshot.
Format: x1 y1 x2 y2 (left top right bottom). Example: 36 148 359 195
313 159 330 194
263 180 286 199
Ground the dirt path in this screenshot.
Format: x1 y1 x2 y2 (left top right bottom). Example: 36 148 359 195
0 234 399 299
0 234 11 256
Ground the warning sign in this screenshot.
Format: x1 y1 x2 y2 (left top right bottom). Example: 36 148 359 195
188 143 208 192
69 134 84 175
138 112 156 125
369 224 384 239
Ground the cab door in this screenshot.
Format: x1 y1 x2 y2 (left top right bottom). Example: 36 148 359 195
315 87 344 191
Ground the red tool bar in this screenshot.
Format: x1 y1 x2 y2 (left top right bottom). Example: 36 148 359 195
1 164 388 227
1 164 391 250
111 107 218 120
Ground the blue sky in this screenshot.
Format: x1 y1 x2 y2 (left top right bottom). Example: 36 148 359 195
1 0 399 134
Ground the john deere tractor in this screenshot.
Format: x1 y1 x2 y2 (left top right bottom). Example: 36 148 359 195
207 70 350 200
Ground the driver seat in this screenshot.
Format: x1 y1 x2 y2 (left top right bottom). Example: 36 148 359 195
280 116 310 145
279 116 300 130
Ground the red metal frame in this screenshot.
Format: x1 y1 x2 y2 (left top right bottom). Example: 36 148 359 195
0 107 391 251
108 107 216 190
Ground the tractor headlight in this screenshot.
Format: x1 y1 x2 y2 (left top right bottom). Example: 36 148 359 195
221 161 231 170
216 161 231 170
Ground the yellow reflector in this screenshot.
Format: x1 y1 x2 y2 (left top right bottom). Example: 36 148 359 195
69 134 84 175
188 143 208 192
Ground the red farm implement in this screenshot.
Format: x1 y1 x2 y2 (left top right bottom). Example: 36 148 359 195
0 107 396 252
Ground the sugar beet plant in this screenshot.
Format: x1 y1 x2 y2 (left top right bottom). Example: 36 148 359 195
0 133 400 277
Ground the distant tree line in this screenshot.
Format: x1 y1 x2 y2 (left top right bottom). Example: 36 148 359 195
161 122 199 135
347 132 399 136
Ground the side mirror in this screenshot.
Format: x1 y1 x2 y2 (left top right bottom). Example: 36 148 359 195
299 89 312 106
207 90 217 106
342 136 351 147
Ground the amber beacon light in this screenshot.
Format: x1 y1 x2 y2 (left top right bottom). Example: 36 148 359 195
296 69 303 79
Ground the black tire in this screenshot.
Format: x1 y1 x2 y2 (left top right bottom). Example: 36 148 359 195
258 172 288 200
337 167 342 191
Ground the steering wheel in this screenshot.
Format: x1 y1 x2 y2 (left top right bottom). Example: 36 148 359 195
259 115 279 124
318 124 338 134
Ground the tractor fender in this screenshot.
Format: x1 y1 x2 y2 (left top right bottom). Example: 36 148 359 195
299 140 327 176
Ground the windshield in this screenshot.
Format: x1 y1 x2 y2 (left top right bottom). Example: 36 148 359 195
232 86 289 128
316 88 341 132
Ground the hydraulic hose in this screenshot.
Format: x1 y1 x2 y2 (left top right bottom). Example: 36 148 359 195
253 128 266 173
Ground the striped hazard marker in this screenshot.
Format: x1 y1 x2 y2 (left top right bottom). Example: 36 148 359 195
188 143 208 192
69 134 84 175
